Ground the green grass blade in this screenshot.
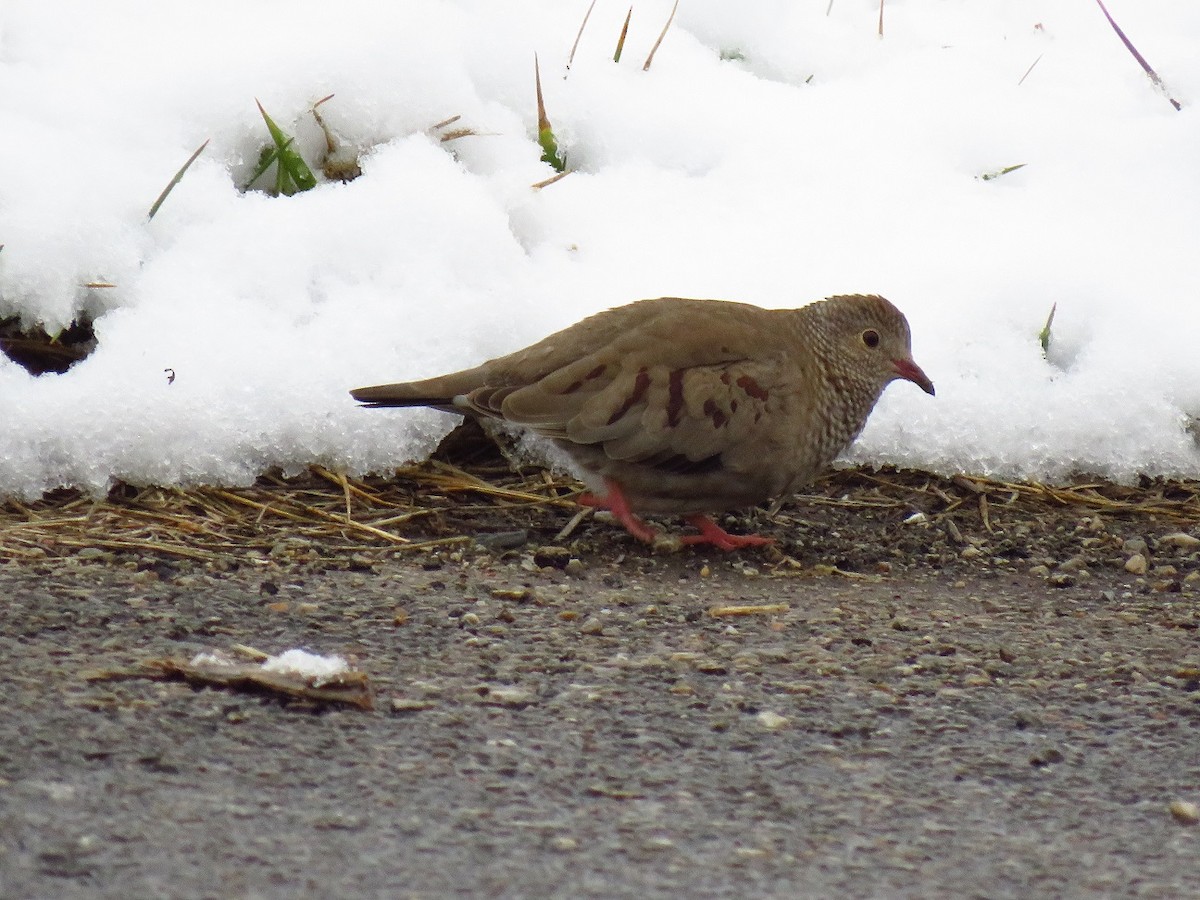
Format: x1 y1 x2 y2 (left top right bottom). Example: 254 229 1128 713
535 55 565 172
148 139 209 220
255 99 318 195
1039 303 1057 354
979 163 1026 181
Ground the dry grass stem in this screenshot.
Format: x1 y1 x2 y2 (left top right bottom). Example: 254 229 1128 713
567 0 599 74
642 0 679 71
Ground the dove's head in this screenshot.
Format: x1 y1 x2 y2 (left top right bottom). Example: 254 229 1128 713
819 294 935 397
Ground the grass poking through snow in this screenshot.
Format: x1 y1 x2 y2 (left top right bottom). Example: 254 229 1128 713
614 7 633 63
978 163 1026 181
642 0 678 71
1039 302 1057 355
246 100 319 196
147 139 209 220
534 55 566 173
1094 0 1182 111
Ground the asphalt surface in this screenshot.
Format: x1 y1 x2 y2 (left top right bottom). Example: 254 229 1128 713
2 497 1200 899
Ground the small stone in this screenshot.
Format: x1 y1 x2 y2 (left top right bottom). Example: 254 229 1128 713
1047 573 1075 588
1028 564 1051 578
1122 538 1149 557
551 836 579 852
579 616 604 635
1159 532 1200 549
1169 800 1199 825
756 711 789 730
734 847 769 859
481 686 534 707
460 612 481 626
475 530 529 551
391 698 437 713
564 558 586 578
1124 553 1148 575
533 546 572 569
1030 747 1065 767
960 546 982 560
491 588 534 602
642 836 675 851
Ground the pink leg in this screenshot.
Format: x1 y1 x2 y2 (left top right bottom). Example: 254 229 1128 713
680 514 775 551
578 479 659 544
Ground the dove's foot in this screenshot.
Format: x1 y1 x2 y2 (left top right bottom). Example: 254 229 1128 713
578 480 659 544
680 514 775 551
579 482 773 551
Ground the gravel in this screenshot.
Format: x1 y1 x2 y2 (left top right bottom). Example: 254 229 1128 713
1 481 1199 898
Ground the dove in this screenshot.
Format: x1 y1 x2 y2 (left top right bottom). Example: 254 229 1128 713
351 294 934 550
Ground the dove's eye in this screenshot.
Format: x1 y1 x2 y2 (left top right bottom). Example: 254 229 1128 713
861 329 880 348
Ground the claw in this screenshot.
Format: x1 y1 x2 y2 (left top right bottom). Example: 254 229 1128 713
680 514 774 551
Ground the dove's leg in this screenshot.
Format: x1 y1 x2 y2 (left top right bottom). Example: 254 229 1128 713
680 514 775 551
578 480 659 544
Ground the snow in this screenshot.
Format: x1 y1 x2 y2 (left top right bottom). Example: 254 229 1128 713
191 648 351 685
259 649 351 684
2 0 1199 499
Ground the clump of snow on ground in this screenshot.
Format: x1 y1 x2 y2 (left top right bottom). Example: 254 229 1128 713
259 649 351 684
1 1 1199 499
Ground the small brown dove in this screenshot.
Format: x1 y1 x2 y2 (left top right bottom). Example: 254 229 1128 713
351 294 934 550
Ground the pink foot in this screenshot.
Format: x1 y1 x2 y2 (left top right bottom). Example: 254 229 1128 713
680 514 775 552
578 480 659 544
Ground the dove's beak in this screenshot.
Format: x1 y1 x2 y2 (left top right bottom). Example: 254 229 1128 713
893 358 935 396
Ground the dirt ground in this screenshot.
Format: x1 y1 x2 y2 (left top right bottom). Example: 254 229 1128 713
1 465 1199 899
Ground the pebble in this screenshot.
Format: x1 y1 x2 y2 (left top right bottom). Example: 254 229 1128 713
1159 532 1200 549
1169 800 1199 825
1122 538 1149 557
474 530 529 551
579 617 604 635
1124 554 1148 575
755 711 789 730
390 698 437 713
533 546 573 569
481 686 535 707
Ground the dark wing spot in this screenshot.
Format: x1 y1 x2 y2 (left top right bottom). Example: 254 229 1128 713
606 367 651 426
560 364 607 395
666 369 685 427
703 398 728 429
736 375 769 401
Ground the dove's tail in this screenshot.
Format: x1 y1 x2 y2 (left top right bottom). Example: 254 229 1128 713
350 366 492 410
350 382 447 408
